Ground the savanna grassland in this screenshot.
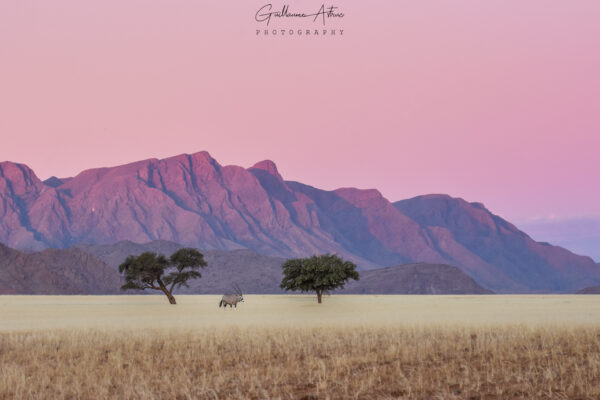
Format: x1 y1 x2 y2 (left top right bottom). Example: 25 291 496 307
1 295 600 399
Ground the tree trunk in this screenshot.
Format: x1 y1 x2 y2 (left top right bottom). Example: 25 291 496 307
164 290 177 305
317 290 322 304
157 279 177 305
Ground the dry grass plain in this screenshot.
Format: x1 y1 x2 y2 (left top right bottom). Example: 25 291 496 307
1 295 600 399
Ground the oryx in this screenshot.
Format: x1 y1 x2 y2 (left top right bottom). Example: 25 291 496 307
219 284 244 308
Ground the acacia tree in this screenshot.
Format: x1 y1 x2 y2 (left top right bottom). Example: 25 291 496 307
280 254 359 303
118 248 206 304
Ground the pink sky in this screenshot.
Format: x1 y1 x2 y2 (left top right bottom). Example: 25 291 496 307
1 0 599 222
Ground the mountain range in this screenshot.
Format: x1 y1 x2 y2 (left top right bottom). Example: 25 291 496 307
1 151 598 293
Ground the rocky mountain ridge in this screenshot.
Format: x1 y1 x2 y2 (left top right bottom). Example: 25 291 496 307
1 152 598 292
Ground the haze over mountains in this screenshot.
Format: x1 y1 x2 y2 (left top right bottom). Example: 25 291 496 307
1 151 598 293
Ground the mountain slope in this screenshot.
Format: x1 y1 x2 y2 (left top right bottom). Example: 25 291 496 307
394 195 600 292
0 162 46 250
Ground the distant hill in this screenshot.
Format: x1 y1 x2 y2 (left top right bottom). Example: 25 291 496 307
78 240 287 294
1 152 599 293
0 240 287 295
576 286 600 294
340 263 493 294
76 240 187 269
0 238 495 295
0 243 120 294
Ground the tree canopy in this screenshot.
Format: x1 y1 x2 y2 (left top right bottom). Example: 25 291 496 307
118 248 207 304
280 254 359 303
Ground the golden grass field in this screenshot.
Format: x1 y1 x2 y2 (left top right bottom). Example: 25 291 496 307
1 295 600 399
